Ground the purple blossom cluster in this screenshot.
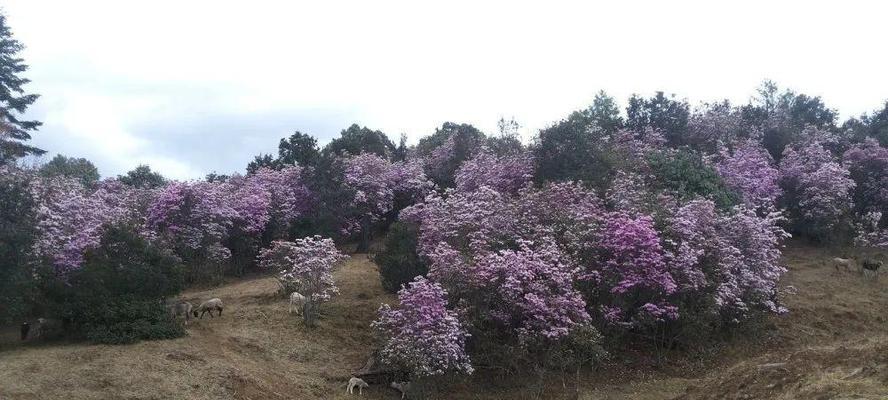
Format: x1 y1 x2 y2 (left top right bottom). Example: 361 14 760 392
844 139 888 248
666 200 790 319
716 140 781 208
341 153 433 235
372 277 473 377
32 166 314 273
473 240 589 342
147 181 238 259
454 150 534 195
31 177 146 273
779 139 855 236
388 169 792 369
590 212 678 325
257 236 348 303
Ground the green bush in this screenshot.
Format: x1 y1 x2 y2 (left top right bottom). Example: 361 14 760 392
52 225 186 344
648 149 740 209
376 222 427 293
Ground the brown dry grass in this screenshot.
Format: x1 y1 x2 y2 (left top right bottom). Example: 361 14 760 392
0 256 396 400
1 244 887 399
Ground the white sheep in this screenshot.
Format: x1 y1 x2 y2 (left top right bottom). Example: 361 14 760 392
289 292 307 315
193 298 224 319
390 381 411 399
833 257 855 272
346 377 369 395
170 301 193 322
32 317 62 340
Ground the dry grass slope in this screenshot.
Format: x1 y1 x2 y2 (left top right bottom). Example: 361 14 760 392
1 244 887 399
0 256 396 400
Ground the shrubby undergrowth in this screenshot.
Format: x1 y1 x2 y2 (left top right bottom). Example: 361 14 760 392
3 80 888 386
44 225 185 344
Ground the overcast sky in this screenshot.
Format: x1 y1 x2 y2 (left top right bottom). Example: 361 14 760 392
4 1 887 179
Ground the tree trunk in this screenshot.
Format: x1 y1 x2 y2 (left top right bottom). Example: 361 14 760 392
356 214 372 253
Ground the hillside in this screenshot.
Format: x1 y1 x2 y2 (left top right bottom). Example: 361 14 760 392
1 244 887 400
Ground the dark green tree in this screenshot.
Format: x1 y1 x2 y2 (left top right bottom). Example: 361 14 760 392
0 13 42 163
0 168 37 324
843 100 888 146
247 153 278 174
278 130 320 167
393 133 408 162
39 154 100 187
118 165 166 189
376 222 427 293
586 91 624 134
626 91 689 146
46 225 185 344
647 148 739 209
533 93 625 189
205 172 230 182
415 122 487 188
488 117 525 155
740 81 838 159
322 124 395 159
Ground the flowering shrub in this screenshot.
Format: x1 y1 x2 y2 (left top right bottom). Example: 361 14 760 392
666 200 789 322
779 140 855 241
393 167 791 367
854 211 888 249
224 167 311 234
588 213 678 327
472 241 589 343
372 277 473 377
147 181 237 265
257 236 348 325
686 102 745 151
401 186 517 257
31 177 143 273
843 138 888 218
454 150 534 195
717 140 781 208
341 153 433 250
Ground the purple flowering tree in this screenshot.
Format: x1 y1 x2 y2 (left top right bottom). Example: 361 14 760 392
342 153 433 252
779 140 855 240
472 240 590 343
372 277 473 377
31 176 144 274
146 181 239 280
588 212 679 328
665 200 789 322
843 139 888 247
454 150 534 195
716 140 781 209
257 236 348 325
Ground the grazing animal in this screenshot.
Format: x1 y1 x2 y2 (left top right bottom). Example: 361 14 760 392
171 301 193 322
862 259 883 279
32 318 62 340
833 257 855 272
289 292 307 315
390 381 411 399
20 322 30 341
193 298 224 319
347 377 369 395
